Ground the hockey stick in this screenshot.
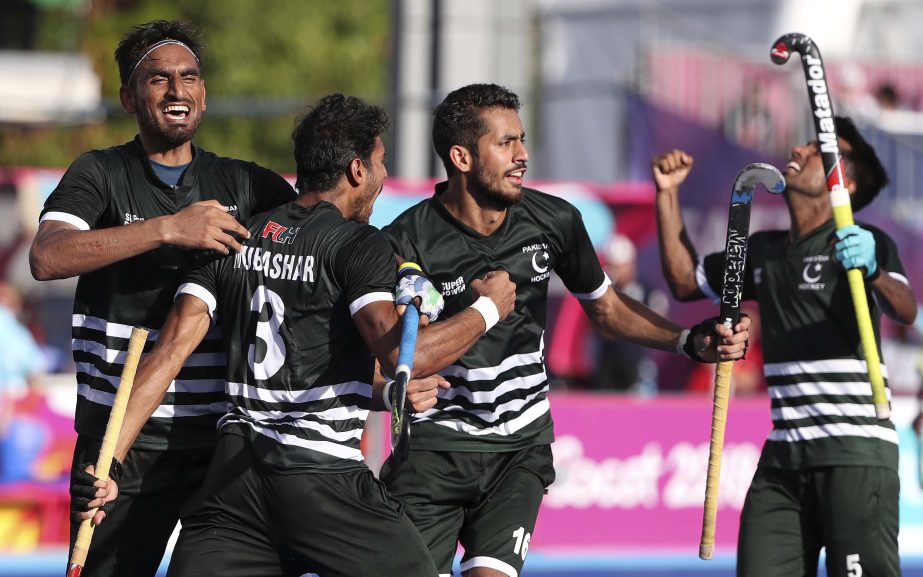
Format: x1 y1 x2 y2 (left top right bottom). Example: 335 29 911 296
390 262 422 464
770 32 890 420
699 164 784 561
67 326 149 577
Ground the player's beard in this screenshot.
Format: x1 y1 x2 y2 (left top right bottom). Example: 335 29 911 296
353 176 382 224
137 105 203 149
469 160 524 210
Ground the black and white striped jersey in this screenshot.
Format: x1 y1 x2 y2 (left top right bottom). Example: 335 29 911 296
179 201 396 471
383 183 609 452
41 137 296 450
699 219 909 470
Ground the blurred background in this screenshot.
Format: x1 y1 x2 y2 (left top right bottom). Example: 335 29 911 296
2 0 923 575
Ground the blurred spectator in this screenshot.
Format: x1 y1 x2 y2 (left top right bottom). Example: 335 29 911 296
590 234 670 393
875 83 901 112
836 64 880 124
723 79 774 150
0 281 45 397
685 305 766 396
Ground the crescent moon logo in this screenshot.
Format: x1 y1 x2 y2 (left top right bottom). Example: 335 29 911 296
532 251 549 274
802 263 822 283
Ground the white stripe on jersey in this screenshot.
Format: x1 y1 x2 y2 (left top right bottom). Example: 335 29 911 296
767 423 898 444
888 271 910 287
76 370 224 395
226 380 371 404
72 314 223 342
76 383 225 417
348 291 393 316
226 410 365 442
229 403 368 423
437 372 547 404
421 397 551 437
764 358 890 378
771 402 876 421
74 338 225 367
176 282 218 320
41 211 90 231
439 348 544 382
571 275 611 301
420 381 548 424
695 260 720 303
768 381 893 400
221 418 365 461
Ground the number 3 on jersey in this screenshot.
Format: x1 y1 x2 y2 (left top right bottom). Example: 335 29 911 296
249 286 286 380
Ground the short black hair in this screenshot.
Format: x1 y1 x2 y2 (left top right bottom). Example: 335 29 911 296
115 20 204 87
836 116 889 212
432 83 521 175
292 94 390 193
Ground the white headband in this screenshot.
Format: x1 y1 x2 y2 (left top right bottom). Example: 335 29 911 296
126 39 200 86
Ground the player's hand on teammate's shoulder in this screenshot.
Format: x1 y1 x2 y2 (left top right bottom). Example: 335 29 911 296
470 271 517 320
685 314 751 363
159 200 250 255
651 149 694 193
406 375 451 412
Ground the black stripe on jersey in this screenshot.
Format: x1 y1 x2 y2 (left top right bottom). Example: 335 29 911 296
769 414 887 430
769 393 873 408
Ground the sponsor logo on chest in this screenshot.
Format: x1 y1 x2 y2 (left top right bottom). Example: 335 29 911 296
441 276 466 296
123 212 144 225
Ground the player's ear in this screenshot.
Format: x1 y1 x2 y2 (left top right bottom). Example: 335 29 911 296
449 145 472 174
119 85 136 114
347 157 364 186
201 80 206 112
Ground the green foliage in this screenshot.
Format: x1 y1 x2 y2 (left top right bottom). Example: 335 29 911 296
1 0 391 174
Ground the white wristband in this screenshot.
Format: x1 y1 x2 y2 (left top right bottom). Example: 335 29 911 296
469 296 500 333
381 380 394 411
676 329 692 358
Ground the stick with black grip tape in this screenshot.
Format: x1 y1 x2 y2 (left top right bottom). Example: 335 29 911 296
67 326 149 577
699 164 784 561
770 32 890 420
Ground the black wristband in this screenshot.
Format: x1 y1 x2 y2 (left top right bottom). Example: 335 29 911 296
109 456 124 484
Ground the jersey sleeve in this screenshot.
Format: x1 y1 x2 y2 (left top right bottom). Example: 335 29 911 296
700 249 757 303
868 224 908 281
333 226 397 316
553 205 609 300
40 152 110 230
177 257 223 320
248 163 297 214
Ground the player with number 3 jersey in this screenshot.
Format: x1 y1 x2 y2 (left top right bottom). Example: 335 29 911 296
83 94 518 577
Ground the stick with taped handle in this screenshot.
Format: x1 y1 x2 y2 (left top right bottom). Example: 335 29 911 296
770 33 890 420
67 326 149 577
699 164 784 560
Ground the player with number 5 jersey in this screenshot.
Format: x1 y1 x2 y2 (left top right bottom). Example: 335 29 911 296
84 94 517 577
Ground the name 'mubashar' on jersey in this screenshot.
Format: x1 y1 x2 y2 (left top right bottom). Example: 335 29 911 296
233 245 315 282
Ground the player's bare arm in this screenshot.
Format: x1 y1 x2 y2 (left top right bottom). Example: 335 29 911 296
579 287 750 362
30 200 249 280
652 150 704 301
870 271 917 324
357 270 516 379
